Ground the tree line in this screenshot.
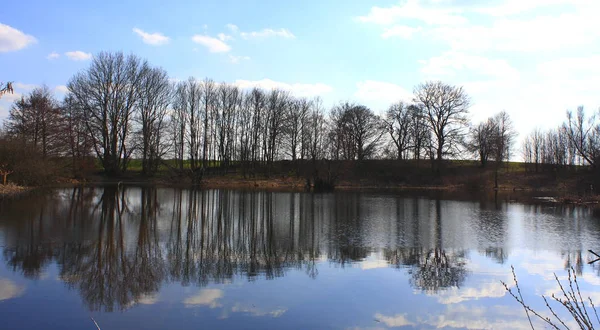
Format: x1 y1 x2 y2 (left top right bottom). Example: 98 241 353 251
521 106 600 172
1 51 597 184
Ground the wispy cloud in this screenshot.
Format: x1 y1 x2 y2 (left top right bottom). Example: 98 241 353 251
226 24 239 33
54 85 69 94
354 80 412 105
357 1 466 26
65 51 92 61
419 51 520 80
183 289 223 308
0 23 37 52
218 33 234 41
0 278 25 301
234 79 332 97
46 52 60 60
228 55 250 64
240 28 295 39
381 25 421 39
133 27 170 46
191 35 231 53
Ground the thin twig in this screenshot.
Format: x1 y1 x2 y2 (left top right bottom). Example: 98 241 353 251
90 316 101 330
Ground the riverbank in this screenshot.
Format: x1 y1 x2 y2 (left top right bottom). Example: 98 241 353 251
0 183 31 199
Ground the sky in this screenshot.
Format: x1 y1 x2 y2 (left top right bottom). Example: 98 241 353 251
1 0 599 145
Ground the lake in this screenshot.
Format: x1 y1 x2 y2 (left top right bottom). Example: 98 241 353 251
1 186 600 329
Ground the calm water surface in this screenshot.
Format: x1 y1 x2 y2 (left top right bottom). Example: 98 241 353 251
1 187 600 329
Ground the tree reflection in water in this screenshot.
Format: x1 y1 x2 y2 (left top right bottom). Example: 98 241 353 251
0 187 594 311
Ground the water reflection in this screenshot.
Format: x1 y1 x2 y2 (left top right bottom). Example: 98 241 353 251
0 187 600 328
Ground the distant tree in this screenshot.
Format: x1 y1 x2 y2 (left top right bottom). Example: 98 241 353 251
5 85 63 158
68 52 148 175
170 82 188 171
135 66 172 176
413 81 470 172
306 97 327 162
264 89 289 169
329 102 382 161
215 83 241 170
564 106 600 168
408 104 430 163
468 118 497 168
0 82 13 98
490 111 516 188
284 97 310 161
200 78 216 169
384 101 412 160
62 94 94 176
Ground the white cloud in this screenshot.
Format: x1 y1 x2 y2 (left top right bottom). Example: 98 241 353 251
132 28 170 46
475 0 577 16
226 24 239 33
218 33 233 41
13 82 37 91
231 303 287 317
240 28 295 39
234 79 332 97
0 23 37 52
137 294 159 305
183 289 223 308
358 0 467 26
359 260 389 270
47 52 60 60
419 51 520 80
191 35 231 53
434 280 508 304
537 55 600 81
228 55 250 64
430 10 600 53
0 278 25 301
381 25 421 39
65 51 92 61
373 313 414 327
1 91 22 103
422 304 535 330
354 80 413 105
54 85 69 94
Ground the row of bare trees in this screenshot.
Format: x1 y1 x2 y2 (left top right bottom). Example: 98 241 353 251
6 51 599 182
521 106 600 172
3 52 479 179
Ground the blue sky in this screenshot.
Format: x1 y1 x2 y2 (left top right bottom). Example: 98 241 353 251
1 0 599 145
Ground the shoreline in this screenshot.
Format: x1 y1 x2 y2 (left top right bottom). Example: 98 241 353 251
0 183 33 199
6 174 600 207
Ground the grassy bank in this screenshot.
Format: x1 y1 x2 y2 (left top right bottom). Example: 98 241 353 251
0 183 31 199
64 159 596 195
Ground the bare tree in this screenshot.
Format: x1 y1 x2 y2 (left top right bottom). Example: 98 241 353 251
408 104 430 163
170 82 188 171
5 85 63 158
468 118 496 168
135 67 172 176
284 97 310 161
564 106 600 168
200 78 216 169
329 102 382 161
0 81 13 98
384 101 412 160
490 111 516 188
68 52 148 175
413 81 470 171
183 78 203 173
215 83 240 170
62 94 93 176
306 97 327 162
265 89 289 169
